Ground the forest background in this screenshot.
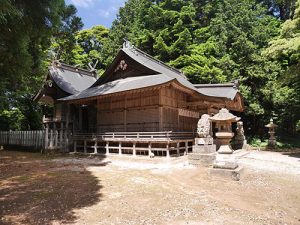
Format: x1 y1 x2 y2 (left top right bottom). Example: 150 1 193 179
0 0 299 145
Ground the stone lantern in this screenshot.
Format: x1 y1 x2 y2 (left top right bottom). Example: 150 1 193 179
265 118 278 148
209 108 243 181
210 108 240 153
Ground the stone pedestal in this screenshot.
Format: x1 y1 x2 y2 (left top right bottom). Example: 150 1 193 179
268 137 276 147
213 153 238 169
210 166 243 181
210 153 243 181
188 138 216 167
267 131 277 149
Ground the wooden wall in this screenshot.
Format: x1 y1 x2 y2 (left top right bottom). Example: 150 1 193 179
97 89 160 132
96 85 200 133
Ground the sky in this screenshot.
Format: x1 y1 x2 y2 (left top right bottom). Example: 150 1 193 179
66 0 126 29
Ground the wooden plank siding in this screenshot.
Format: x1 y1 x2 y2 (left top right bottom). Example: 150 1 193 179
95 85 201 133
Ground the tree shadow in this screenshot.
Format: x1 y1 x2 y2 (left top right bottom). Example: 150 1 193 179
281 151 300 159
0 150 107 225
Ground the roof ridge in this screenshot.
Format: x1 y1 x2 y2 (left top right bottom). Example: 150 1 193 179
194 83 234 87
123 42 187 79
51 61 97 78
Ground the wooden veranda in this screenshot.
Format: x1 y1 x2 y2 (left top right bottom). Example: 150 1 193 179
72 131 195 157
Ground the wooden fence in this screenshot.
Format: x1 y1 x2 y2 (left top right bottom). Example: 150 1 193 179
0 129 69 150
0 130 45 149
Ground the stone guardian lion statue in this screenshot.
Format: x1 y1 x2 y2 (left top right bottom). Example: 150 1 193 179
197 114 211 138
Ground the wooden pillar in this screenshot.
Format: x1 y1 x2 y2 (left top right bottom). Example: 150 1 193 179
133 142 136 156
166 143 170 158
65 104 70 151
60 122 63 149
79 107 82 131
119 142 122 155
148 142 152 156
159 106 163 131
94 141 97 154
177 109 180 131
185 141 188 155
124 109 127 132
74 140 77 153
177 142 180 156
84 140 87 153
105 142 109 155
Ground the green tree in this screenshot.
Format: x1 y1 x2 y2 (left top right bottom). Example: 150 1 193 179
49 4 83 65
0 1 82 130
105 0 283 136
263 0 300 134
102 0 150 65
72 25 109 73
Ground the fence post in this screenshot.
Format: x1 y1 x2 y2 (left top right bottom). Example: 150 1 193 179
44 124 49 150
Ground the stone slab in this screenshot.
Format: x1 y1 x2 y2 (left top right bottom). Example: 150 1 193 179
209 166 244 181
188 153 216 166
192 144 216 154
195 137 213 145
188 153 216 161
213 160 238 169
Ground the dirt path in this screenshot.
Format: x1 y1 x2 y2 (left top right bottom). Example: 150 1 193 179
1 150 300 225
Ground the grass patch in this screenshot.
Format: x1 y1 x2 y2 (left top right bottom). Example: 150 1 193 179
249 135 300 149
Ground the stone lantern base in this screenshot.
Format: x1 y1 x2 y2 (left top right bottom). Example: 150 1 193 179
267 138 277 149
210 152 243 181
210 166 244 181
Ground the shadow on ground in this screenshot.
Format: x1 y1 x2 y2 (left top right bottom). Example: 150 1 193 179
281 149 300 159
0 150 107 225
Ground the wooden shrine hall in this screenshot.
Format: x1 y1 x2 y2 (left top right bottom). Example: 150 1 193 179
35 41 244 157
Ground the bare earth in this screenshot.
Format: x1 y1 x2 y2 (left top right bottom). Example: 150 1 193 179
0 150 300 225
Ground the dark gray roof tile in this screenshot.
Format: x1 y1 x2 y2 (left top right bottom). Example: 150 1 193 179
50 63 97 95
59 74 173 101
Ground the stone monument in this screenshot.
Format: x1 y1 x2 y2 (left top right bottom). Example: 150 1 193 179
265 118 278 149
209 108 243 181
188 114 216 166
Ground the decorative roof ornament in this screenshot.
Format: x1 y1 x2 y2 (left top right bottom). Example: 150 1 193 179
52 59 61 67
233 79 240 89
114 60 128 72
88 60 99 75
123 39 132 49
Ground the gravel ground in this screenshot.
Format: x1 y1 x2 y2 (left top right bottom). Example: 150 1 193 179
1 150 300 225
238 150 300 175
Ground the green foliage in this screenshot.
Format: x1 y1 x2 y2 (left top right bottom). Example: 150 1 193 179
1 0 299 140
248 136 300 149
0 0 68 93
73 26 109 73
48 4 83 65
102 0 150 65
0 1 82 131
263 0 300 134
0 108 25 131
